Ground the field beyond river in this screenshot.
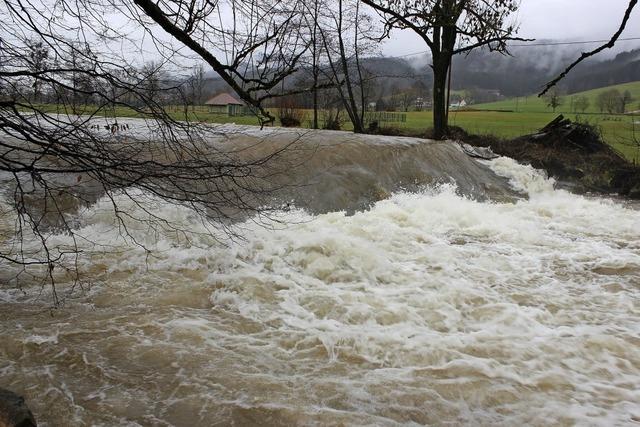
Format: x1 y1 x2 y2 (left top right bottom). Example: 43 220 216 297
35 103 640 162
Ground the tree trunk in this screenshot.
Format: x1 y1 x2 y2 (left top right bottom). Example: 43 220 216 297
313 72 318 129
312 3 319 129
432 55 449 140
430 1 458 140
336 0 364 133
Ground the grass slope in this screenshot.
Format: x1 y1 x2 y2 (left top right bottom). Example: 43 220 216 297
465 81 640 161
472 81 640 114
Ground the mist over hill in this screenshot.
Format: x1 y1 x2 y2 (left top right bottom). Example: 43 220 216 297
200 44 640 101
556 49 640 93
450 45 640 96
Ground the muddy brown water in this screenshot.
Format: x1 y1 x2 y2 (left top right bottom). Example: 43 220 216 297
1 124 639 426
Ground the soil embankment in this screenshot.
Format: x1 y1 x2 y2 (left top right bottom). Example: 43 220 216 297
453 116 640 198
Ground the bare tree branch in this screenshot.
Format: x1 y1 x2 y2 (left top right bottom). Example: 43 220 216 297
539 0 638 97
0 0 320 305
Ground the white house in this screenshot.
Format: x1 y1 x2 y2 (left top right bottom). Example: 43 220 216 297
449 99 467 109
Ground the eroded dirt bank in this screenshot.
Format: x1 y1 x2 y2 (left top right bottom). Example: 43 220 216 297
453 115 640 198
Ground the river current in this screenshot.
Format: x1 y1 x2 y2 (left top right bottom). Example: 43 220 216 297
1 149 639 426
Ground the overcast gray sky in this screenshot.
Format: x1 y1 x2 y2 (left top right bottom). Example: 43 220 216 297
381 0 640 57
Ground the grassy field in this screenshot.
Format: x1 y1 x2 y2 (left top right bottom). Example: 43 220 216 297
399 109 638 162
455 111 639 162
463 81 640 161
32 100 640 162
472 81 640 114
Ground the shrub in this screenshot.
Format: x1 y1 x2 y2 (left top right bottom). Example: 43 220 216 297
276 96 306 127
322 108 344 130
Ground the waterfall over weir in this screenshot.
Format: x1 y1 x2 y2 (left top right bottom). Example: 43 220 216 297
202 126 521 214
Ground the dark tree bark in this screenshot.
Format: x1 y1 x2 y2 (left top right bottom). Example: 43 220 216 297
432 55 451 139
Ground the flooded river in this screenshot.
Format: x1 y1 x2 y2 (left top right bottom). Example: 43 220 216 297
1 131 639 426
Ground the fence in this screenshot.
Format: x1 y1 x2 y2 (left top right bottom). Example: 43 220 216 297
363 111 407 124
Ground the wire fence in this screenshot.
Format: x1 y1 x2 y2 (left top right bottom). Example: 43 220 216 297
364 111 407 124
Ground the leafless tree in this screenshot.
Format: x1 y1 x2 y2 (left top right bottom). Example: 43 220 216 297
26 40 50 103
361 0 528 139
621 90 635 114
186 64 207 111
129 0 315 122
300 0 323 129
315 0 379 133
544 89 564 113
597 89 625 114
573 95 590 114
399 89 417 112
0 0 316 305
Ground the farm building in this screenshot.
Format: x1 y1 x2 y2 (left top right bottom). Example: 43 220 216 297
204 93 245 116
449 99 468 109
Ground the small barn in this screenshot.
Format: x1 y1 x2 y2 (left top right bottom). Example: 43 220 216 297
204 93 245 116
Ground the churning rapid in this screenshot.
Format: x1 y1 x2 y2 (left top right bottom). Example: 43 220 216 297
1 127 639 426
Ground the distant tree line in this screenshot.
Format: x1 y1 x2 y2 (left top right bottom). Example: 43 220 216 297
539 88 635 114
13 40 215 113
595 89 635 114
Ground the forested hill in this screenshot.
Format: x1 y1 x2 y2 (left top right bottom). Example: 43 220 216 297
202 45 640 99
451 46 640 96
554 49 640 94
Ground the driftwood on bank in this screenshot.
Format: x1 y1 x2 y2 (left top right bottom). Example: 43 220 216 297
456 115 640 198
533 115 621 154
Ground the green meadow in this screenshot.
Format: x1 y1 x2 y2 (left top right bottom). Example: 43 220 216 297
441 110 638 162
471 81 640 114
460 81 640 161
34 80 640 163
118 106 640 163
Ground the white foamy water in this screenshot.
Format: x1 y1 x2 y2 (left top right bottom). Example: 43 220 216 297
1 158 639 426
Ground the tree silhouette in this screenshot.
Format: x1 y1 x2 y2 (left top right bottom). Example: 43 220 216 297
361 0 529 138
0 0 313 304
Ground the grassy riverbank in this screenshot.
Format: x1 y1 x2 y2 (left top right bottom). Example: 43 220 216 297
30 102 640 162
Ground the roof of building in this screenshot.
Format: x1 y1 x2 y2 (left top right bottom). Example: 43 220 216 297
204 93 244 106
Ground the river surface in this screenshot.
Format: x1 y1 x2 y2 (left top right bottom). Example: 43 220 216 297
1 138 640 426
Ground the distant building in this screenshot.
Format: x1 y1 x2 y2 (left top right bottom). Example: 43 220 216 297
204 93 245 116
367 102 377 111
415 97 432 110
449 99 467 109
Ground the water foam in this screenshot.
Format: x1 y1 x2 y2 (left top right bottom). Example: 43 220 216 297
484 156 556 195
1 160 639 426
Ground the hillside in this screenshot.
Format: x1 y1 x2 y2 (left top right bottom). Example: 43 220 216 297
471 81 640 114
451 47 640 97
201 45 640 104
